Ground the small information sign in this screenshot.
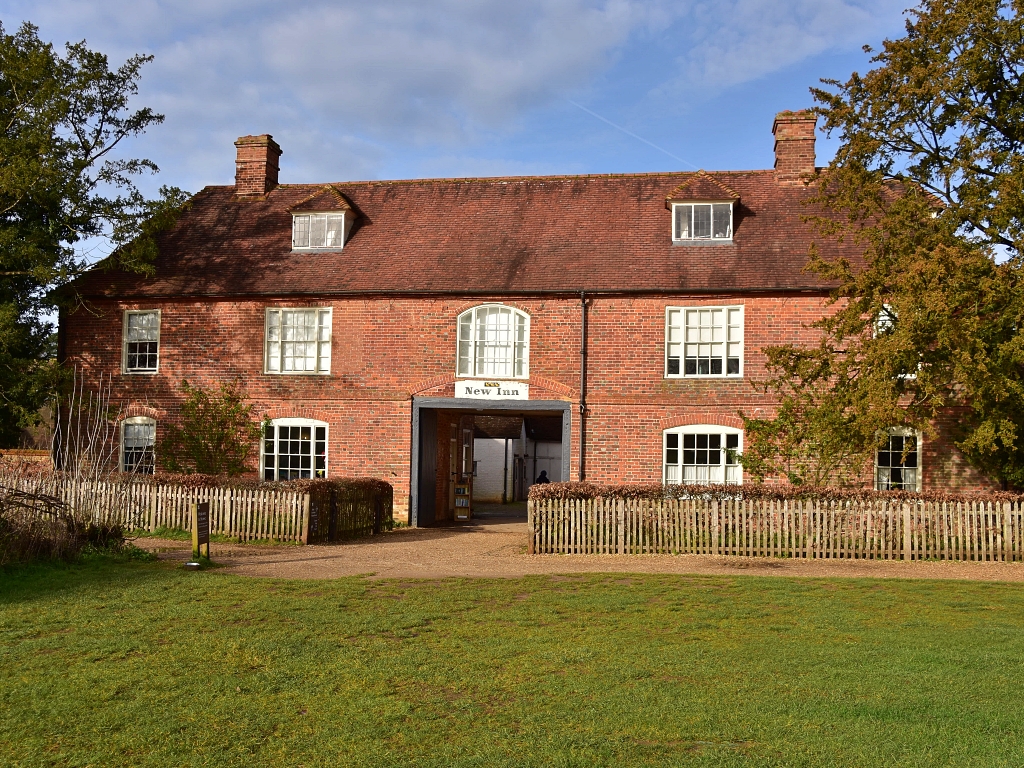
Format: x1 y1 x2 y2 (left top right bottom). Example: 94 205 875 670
191 501 211 561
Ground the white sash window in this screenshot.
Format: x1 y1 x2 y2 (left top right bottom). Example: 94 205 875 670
123 310 160 373
875 430 921 491
456 304 529 379
664 425 742 485
666 305 743 378
262 419 328 481
121 417 156 474
265 308 332 374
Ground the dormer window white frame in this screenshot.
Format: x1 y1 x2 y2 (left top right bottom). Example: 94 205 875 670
292 212 347 250
672 202 733 242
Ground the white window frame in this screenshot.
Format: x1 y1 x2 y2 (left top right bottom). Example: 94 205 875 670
291 212 346 250
665 305 744 379
264 307 332 375
672 202 733 242
663 425 743 486
122 309 161 374
261 418 329 481
456 304 530 380
120 416 156 474
875 428 922 492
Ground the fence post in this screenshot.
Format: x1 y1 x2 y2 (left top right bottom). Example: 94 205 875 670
300 493 311 544
617 498 624 555
527 499 536 555
902 503 911 561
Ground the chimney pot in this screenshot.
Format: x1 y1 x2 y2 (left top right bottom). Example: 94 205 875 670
772 110 816 185
234 134 282 197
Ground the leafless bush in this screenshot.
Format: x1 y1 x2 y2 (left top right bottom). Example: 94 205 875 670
0 370 141 565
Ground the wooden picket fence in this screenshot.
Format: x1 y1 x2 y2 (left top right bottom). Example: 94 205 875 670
0 475 311 542
528 497 1024 561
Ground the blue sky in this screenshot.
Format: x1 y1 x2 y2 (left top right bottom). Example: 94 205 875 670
3 0 909 196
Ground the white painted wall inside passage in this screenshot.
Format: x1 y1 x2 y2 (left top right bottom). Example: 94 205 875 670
472 437 509 502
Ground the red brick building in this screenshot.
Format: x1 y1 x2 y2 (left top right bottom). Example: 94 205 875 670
60 110 992 524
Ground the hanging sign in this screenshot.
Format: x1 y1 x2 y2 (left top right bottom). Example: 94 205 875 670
457 380 529 400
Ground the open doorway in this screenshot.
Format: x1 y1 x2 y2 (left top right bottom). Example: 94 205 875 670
411 398 570 526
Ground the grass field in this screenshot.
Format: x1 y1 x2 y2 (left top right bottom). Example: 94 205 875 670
2 556 1024 767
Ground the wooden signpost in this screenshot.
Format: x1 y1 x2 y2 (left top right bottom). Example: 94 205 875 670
191 501 211 561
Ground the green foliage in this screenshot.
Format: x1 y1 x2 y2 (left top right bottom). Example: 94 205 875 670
0 22 189 445
744 0 1024 487
159 380 262 476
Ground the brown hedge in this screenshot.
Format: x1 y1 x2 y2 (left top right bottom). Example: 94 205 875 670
528 481 1024 504
0 461 393 497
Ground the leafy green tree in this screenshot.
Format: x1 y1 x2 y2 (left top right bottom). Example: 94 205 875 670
0 22 188 446
742 0 1024 487
159 381 263 476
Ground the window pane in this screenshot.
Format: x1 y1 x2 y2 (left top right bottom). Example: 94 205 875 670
125 312 159 372
325 214 344 247
459 306 527 378
122 421 156 474
279 309 322 372
671 431 741 486
875 433 919 490
265 422 328 481
678 306 741 377
712 204 732 238
292 215 310 248
674 205 691 239
692 205 711 238
458 313 473 375
309 214 327 247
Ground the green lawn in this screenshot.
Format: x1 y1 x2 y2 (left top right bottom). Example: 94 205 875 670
2 557 1024 767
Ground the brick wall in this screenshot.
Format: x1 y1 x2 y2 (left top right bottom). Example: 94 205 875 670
63 292 993 520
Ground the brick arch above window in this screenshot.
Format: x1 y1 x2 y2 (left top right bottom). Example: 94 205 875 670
451 299 532 316
120 403 161 420
262 407 333 424
658 413 744 431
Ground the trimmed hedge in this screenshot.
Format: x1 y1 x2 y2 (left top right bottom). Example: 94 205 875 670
528 481 1024 505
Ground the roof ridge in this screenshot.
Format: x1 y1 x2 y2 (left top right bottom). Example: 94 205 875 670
261 169 775 188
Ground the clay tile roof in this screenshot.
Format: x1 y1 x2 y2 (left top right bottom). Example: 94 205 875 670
665 171 741 206
71 169 864 299
288 185 353 213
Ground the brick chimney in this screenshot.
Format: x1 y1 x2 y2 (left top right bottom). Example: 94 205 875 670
234 134 282 197
772 110 816 185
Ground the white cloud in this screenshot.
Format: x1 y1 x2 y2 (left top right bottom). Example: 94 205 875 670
4 0 906 188
659 0 904 94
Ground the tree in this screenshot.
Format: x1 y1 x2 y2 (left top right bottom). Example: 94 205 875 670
159 381 263 476
0 22 188 446
741 0 1024 487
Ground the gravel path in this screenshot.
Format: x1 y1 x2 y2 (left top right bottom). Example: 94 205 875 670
136 512 1024 582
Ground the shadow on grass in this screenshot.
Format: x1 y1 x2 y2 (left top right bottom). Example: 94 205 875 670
0 551 176 605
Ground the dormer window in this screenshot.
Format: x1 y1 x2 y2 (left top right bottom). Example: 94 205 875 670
292 213 345 250
673 203 733 241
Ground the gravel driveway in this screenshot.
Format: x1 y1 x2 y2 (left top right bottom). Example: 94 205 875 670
137 504 1024 582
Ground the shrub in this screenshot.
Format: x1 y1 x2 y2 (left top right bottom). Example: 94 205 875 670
159 380 262 476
